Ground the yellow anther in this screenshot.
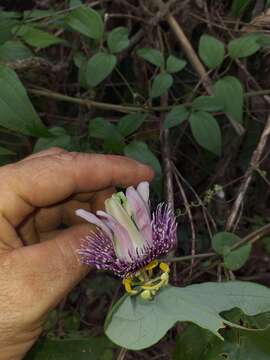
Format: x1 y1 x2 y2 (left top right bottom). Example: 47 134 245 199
123 261 170 298
141 283 156 290
161 272 168 280
144 260 159 271
123 278 133 294
142 279 164 292
159 262 170 273
160 272 169 285
141 290 152 300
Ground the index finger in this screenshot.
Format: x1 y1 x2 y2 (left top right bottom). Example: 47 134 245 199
0 151 154 226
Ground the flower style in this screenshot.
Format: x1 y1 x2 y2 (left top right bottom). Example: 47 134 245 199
76 182 177 298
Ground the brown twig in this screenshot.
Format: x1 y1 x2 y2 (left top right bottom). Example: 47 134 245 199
163 252 215 264
158 28 174 208
173 169 196 274
173 164 217 235
155 2 244 135
161 96 174 208
231 223 270 250
166 15 212 95
226 113 270 231
116 348 128 360
25 84 270 113
29 87 144 114
154 0 212 94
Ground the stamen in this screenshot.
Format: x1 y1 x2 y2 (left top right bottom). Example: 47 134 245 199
122 260 170 300
159 262 169 273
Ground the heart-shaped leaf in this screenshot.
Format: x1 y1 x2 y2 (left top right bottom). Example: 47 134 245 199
106 282 270 350
224 244 252 271
212 232 240 255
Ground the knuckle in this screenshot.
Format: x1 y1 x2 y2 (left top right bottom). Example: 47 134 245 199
53 151 80 162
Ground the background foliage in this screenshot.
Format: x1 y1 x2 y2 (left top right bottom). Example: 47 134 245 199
1 0 270 359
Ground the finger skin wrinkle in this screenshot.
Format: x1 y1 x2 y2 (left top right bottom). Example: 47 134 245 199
0 215 22 249
0 151 154 229
0 188 33 227
12 155 76 206
20 147 65 162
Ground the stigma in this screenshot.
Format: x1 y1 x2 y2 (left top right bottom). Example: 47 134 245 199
122 260 170 300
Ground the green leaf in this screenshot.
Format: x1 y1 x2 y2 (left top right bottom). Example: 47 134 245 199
166 55 186 73
23 9 54 19
192 96 224 112
256 34 270 47
89 117 122 141
137 48 164 67
34 127 71 152
73 52 87 68
231 0 252 17
66 6 103 40
212 232 252 271
74 53 88 88
150 73 173 98
174 323 270 360
89 118 124 154
0 41 32 61
25 335 114 360
0 16 19 44
117 113 146 137
86 53 117 87
69 0 82 7
213 76 244 123
199 34 225 69
189 111 222 156
224 243 252 271
212 232 239 255
164 105 189 129
0 65 49 137
0 146 16 155
107 27 129 54
228 34 261 59
263 237 270 254
173 323 216 360
16 25 63 48
105 282 270 350
124 141 162 176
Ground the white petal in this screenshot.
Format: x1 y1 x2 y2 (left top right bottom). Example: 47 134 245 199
75 209 112 240
104 196 144 250
137 182 150 204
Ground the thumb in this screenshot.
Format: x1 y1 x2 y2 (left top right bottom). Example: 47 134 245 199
14 224 93 316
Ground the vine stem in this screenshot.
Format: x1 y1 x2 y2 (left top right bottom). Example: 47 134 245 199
164 223 270 263
163 252 216 263
28 88 146 114
116 348 127 360
231 223 270 250
28 87 270 114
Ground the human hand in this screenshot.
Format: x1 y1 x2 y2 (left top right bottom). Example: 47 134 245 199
0 148 154 360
